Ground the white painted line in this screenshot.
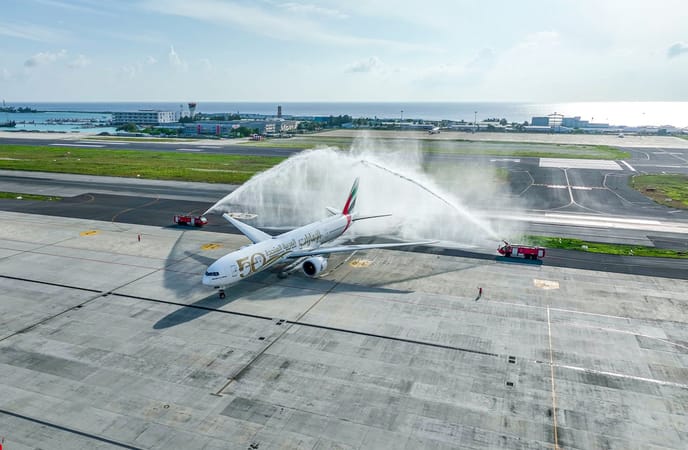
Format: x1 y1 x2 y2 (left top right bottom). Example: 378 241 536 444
571 186 593 190
50 143 104 148
632 164 686 169
545 213 661 225
620 161 636 172
77 140 127 145
555 364 688 390
198 145 222 149
545 185 567 189
539 158 622 170
176 148 203 152
490 158 520 163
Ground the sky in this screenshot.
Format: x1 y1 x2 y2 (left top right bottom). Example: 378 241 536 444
2 0 688 102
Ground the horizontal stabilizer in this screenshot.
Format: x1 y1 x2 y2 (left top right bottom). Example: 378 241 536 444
288 240 437 258
326 206 339 216
352 213 392 222
222 213 272 243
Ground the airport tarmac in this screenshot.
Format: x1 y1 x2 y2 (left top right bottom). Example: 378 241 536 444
0 211 687 449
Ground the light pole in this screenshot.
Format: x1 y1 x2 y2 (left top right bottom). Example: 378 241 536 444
400 110 404 129
474 111 477 133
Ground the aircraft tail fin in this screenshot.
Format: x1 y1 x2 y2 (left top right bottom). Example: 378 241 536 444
222 213 272 243
341 177 359 215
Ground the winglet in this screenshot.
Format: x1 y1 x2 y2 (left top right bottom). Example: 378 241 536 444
342 177 359 215
222 213 272 243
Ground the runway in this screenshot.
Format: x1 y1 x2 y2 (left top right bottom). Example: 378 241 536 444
0 171 686 280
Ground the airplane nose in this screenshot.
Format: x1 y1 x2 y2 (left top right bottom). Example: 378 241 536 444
203 265 221 286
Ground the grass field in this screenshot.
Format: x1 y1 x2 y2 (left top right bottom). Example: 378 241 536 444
631 174 688 209
0 145 285 184
242 136 629 159
525 235 688 258
0 191 61 201
84 136 201 143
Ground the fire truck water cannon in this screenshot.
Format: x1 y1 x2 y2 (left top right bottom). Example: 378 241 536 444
497 241 546 260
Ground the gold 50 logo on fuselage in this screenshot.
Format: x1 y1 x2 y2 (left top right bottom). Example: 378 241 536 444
235 238 299 278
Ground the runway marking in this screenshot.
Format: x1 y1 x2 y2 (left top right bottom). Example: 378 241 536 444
539 158 622 170
349 258 372 268
547 307 560 450
489 158 520 162
176 148 203 152
544 184 567 189
620 161 636 172
79 230 99 236
0 408 143 450
571 186 593 190
198 145 222 149
77 140 127 145
554 364 688 390
50 143 104 148
534 279 559 290
201 243 222 251
632 164 686 169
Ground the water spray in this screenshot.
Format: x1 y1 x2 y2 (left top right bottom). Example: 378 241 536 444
359 159 501 241
204 143 519 246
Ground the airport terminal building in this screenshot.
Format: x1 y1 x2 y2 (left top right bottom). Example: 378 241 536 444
112 110 177 125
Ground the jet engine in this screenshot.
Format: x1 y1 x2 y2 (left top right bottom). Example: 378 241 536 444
302 256 328 277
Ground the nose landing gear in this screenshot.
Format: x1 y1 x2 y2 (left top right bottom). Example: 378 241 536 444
219 290 226 299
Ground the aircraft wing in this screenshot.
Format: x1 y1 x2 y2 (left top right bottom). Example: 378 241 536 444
222 213 272 243
287 240 436 258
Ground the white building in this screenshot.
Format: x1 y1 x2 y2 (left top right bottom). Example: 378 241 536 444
112 110 177 125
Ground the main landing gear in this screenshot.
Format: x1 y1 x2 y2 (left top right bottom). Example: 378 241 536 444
219 290 226 299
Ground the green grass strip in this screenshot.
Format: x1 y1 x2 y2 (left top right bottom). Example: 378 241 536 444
631 174 688 209
0 191 61 201
242 137 629 159
524 235 688 258
0 144 285 184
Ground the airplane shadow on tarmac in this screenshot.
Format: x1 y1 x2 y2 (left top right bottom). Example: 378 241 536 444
156 239 415 329
153 270 411 329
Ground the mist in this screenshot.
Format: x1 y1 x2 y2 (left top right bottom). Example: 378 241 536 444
207 133 525 250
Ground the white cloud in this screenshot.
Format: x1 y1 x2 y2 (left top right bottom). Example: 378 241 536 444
146 56 158 65
32 0 112 15
24 49 67 67
0 22 66 42
346 56 383 73
141 0 432 52
277 2 348 19
1 68 11 81
120 65 138 79
667 42 688 58
168 45 188 71
68 54 91 69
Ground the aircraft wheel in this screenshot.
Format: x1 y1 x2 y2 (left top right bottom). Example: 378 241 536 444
219 290 226 299
277 272 288 279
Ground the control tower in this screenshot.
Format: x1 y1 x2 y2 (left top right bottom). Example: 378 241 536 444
188 102 197 119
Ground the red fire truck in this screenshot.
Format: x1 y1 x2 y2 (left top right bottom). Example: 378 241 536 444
498 241 545 260
173 215 208 227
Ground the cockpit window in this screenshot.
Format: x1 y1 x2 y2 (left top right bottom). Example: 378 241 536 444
205 271 220 276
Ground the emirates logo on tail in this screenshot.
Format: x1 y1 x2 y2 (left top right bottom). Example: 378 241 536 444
342 177 359 215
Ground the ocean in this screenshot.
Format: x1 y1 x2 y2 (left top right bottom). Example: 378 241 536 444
2 101 687 132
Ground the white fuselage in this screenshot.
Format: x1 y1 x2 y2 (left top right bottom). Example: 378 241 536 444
202 214 351 288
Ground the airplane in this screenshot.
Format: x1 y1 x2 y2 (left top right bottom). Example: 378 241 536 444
428 126 440 134
202 178 433 298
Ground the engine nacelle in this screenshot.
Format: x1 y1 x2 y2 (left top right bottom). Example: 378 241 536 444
302 256 328 277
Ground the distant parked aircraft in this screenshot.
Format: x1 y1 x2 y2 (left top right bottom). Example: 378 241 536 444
428 126 440 134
